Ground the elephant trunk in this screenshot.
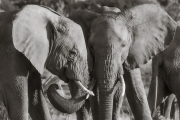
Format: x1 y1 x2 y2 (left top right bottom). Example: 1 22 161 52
98 80 114 120
47 78 95 114
98 75 125 120
94 51 124 120
47 84 86 114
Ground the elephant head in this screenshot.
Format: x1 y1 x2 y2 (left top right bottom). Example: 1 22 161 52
12 5 93 114
47 4 177 120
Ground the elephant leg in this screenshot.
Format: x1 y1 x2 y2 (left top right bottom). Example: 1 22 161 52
28 71 51 120
170 77 180 120
123 67 152 120
159 100 164 115
164 94 175 119
113 87 124 120
148 71 171 118
0 84 8 119
76 100 90 120
171 97 179 120
6 77 29 120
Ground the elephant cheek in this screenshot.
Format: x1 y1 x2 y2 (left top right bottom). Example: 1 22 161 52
66 62 89 83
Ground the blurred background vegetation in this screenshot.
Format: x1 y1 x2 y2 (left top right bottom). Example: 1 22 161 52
0 0 179 119
1 0 180 21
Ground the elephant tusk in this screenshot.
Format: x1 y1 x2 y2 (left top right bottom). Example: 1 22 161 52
86 94 89 99
120 75 125 97
75 81 95 96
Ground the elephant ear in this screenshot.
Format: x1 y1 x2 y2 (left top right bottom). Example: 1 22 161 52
12 6 55 74
69 10 100 41
124 4 177 69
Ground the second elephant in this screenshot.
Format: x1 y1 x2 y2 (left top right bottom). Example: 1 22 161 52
48 4 178 120
148 25 180 119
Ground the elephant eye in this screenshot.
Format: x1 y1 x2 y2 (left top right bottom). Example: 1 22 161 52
122 43 126 47
68 50 77 61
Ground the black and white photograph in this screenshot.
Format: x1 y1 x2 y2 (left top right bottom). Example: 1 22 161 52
0 0 179 120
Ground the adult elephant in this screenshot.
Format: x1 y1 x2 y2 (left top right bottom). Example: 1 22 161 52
0 5 93 120
47 4 177 120
148 26 180 119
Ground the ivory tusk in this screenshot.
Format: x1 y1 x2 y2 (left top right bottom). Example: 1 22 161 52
75 81 95 96
120 75 125 97
86 94 90 99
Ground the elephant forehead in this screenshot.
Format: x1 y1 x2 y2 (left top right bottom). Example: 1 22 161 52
90 18 129 44
67 22 87 57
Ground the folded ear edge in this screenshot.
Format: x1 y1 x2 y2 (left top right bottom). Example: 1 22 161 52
12 6 50 74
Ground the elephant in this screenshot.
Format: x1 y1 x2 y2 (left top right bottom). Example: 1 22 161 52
148 25 180 119
0 5 94 120
47 4 177 120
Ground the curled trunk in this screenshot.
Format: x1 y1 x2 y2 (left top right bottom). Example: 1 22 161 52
47 84 86 114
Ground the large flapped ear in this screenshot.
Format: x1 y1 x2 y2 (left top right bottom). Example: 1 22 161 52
12 6 51 74
69 10 100 42
124 4 177 69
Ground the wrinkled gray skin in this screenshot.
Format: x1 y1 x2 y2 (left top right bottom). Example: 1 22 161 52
48 4 177 120
0 5 91 120
148 26 180 120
